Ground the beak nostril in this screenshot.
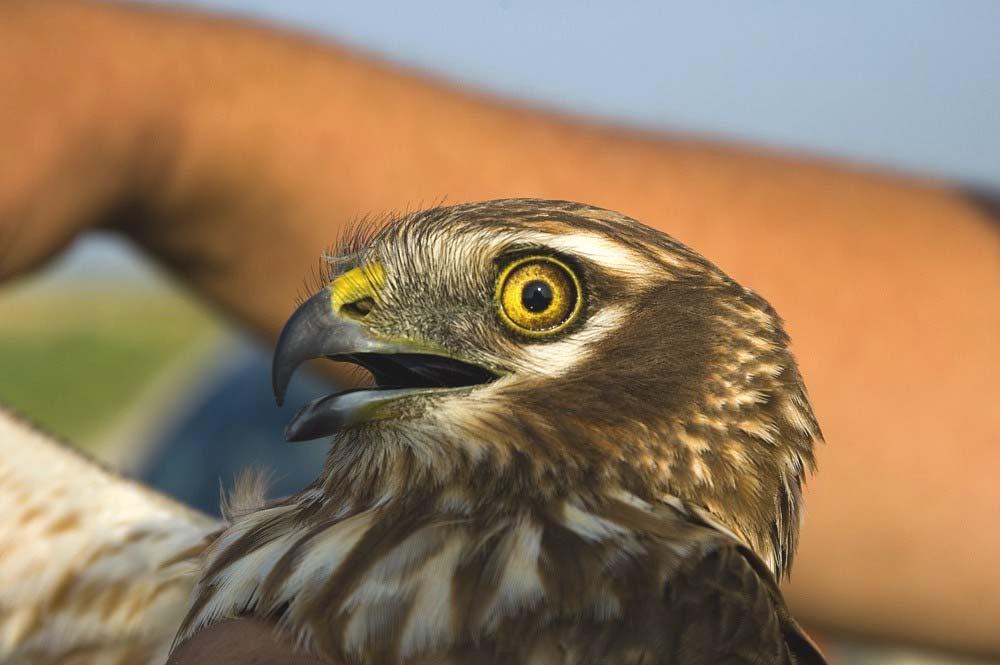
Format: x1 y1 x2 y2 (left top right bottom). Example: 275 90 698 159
341 297 375 319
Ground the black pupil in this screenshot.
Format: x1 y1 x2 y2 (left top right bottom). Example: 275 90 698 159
521 280 553 313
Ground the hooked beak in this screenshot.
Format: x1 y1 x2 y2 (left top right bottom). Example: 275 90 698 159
271 288 498 442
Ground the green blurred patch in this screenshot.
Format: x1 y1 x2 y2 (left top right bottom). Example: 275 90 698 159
0 288 219 447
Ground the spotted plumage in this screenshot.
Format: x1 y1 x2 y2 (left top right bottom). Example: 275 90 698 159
0 407 220 665
0 199 824 663
177 199 825 664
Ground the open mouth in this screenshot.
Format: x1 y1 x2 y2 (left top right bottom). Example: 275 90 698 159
271 287 500 442
344 352 498 391
280 352 499 442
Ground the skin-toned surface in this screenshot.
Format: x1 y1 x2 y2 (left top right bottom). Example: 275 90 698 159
167 618 328 665
1 0 999 658
964 187 1000 228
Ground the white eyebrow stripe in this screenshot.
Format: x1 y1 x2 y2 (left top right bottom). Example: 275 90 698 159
516 231 658 277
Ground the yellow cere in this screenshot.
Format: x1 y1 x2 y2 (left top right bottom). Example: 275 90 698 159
330 263 387 313
495 256 582 336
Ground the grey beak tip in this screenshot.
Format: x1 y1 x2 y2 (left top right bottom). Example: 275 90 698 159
271 290 332 412
283 405 324 442
272 371 290 407
283 415 302 441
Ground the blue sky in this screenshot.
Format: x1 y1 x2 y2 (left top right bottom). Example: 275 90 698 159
159 0 1000 184
55 1 1000 278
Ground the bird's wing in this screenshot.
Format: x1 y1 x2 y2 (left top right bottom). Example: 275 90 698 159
656 528 826 665
0 406 223 665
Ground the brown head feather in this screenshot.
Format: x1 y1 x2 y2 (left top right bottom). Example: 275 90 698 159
178 199 823 661
307 199 821 574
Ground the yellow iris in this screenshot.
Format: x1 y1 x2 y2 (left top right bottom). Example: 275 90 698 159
495 256 582 335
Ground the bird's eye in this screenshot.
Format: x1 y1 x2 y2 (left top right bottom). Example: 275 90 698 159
495 256 581 335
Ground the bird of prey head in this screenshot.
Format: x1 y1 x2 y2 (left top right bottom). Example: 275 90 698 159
272 198 820 576
182 198 824 663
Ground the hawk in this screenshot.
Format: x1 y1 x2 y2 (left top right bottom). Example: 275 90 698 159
0 199 826 664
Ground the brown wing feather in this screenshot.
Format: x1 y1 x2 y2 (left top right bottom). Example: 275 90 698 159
659 542 826 665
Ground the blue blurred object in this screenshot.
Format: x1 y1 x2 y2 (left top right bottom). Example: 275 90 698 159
137 336 333 515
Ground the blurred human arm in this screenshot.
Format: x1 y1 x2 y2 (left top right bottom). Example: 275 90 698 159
2 1 999 656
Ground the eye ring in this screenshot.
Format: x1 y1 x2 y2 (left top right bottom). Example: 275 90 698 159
494 255 582 336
